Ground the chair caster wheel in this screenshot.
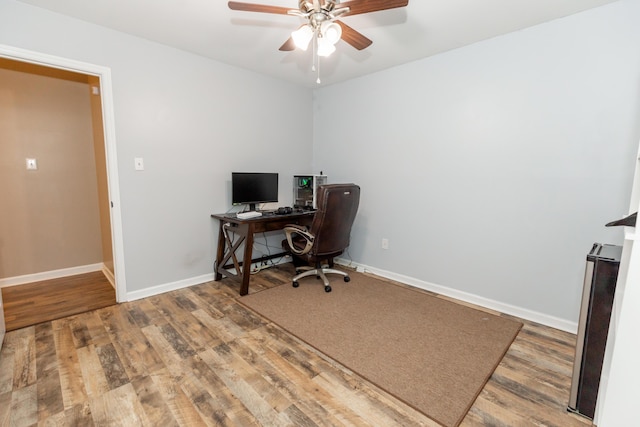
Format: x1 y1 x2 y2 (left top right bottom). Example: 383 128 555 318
293 281 299 288
324 285 332 292
344 276 350 282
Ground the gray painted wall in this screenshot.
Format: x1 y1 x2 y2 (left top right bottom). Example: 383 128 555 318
0 0 314 294
313 0 640 324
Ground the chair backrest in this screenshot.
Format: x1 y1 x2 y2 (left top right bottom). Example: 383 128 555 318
308 183 360 258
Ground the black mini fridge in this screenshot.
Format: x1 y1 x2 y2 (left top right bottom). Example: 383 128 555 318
568 243 621 419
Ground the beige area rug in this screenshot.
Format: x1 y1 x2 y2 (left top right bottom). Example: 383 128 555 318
240 272 523 427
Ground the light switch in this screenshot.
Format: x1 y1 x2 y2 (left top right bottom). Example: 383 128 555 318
26 158 37 170
134 157 144 171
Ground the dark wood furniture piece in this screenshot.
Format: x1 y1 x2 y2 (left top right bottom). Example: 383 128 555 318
211 211 314 295
283 183 360 292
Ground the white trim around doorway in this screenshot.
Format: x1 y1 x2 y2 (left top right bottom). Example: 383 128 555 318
0 44 127 302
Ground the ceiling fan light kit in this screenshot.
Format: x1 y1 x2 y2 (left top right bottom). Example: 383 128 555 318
316 37 336 57
320 21 342 44
291 25 314 50
291 20 342 57
228 0 410 82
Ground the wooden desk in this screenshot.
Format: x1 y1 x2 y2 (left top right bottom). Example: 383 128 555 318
211 211 314 295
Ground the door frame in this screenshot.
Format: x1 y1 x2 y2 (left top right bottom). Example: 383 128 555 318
0 43 127 302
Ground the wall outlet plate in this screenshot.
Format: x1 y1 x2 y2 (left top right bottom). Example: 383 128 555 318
26 158 37 170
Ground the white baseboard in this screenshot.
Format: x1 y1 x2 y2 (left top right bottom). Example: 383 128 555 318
113 257 577 334
0 263 104 288
126 273 216 302
336 259 578 334
102 267 116 289
125 256 293 302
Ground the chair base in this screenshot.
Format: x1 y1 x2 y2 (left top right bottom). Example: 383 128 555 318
292 266 351 292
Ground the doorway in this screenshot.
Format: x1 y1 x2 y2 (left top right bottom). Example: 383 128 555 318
0 44 126 305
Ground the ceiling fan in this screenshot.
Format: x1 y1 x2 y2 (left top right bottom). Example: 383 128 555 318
228 0 409 56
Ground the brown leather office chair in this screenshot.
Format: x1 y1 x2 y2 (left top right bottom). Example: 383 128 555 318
283 183 360 292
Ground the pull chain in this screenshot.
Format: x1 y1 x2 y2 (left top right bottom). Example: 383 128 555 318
309 32 321 84
312 33 317 72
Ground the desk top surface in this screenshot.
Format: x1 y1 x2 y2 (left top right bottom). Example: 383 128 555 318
211 210 315 223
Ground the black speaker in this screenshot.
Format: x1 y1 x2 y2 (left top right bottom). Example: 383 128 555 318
276 206 293 215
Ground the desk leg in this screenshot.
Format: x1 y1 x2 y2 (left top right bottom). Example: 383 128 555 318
239 224 255 296
214 222 225 281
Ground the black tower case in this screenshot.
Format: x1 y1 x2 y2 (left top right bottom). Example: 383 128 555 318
568 243 622 419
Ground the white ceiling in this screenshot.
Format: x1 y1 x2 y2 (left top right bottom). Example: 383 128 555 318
18 0 619 88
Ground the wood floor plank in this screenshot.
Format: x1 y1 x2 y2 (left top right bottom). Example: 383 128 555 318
141 324 190 373
98 305 165 380
10 327 37 389
75 345 109 399
0 390 11 425
10 383 38 426
95 342 130 390
176 367 238 427
150 368 209 427
132 298 170 328
179 286 227 320
210 341 291 414
0 264 595 426
130 375 180 427
1 271 115 331
53 322 89 409
35 322 65 421
191 308 246 344
239 333 350 427
199 347 293 426
479 380 588 427
64 402 94 426
0 341 14 394
312 368 424 426
68 316 93 349
76 310 112 347
183 354 260 427
148 294 221 353
89 382 147 426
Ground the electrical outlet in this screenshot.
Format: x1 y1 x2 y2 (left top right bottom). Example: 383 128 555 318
382 238 389 250
26 158 38 170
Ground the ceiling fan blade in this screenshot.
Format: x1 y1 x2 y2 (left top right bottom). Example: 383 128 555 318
337 21 372 50
339 0 408 17
228 1 291 15
279 37 296 51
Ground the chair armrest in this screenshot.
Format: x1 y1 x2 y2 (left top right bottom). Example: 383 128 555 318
284 225 314 255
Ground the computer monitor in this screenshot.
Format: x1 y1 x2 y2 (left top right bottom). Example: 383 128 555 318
231 172 278 211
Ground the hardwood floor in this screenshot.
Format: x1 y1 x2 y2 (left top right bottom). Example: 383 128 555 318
1 271 116 331
0 264 593 426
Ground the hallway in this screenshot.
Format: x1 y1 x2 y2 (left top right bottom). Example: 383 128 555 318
2 271 115 331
